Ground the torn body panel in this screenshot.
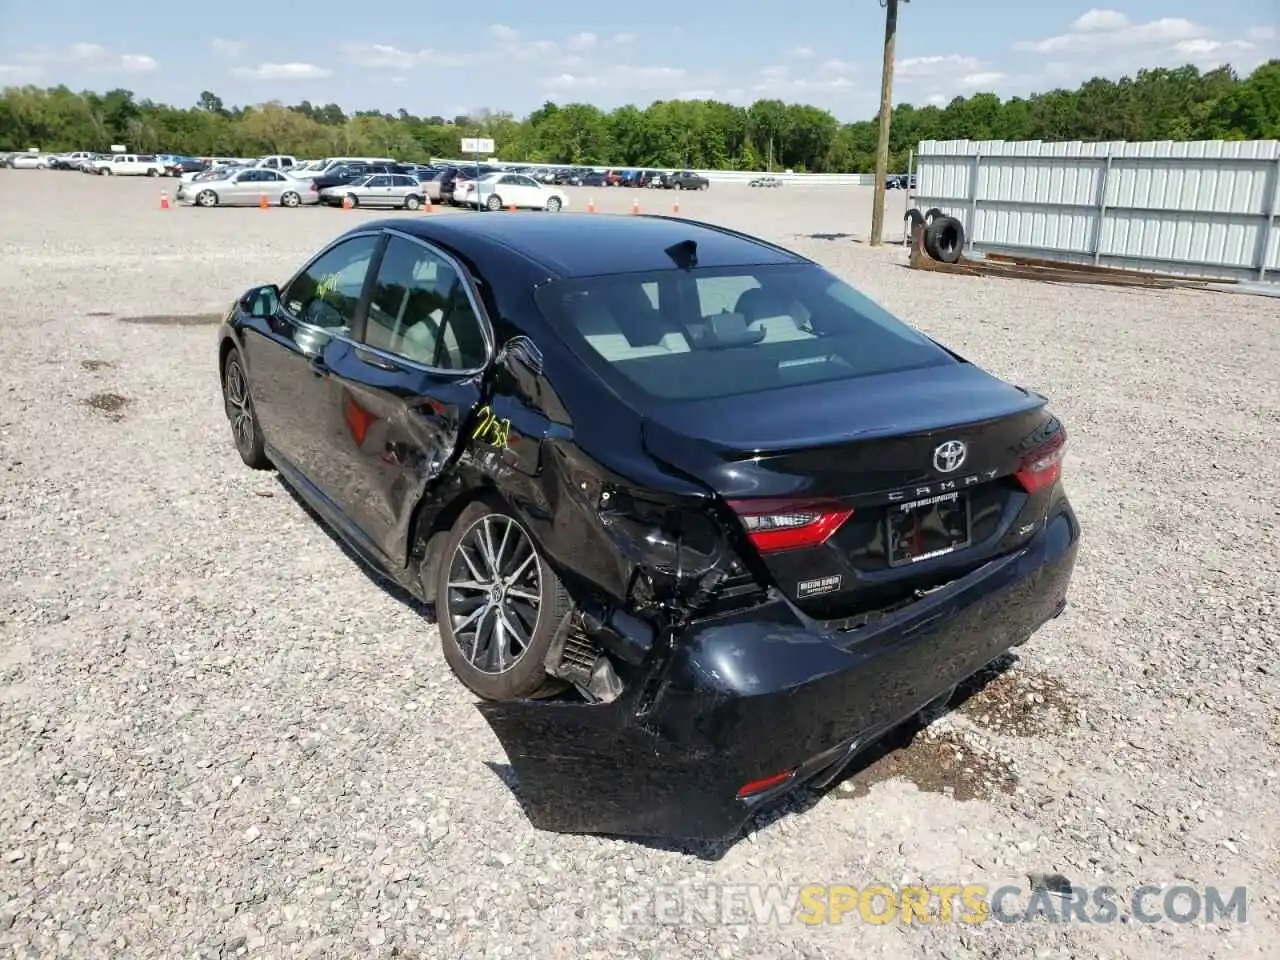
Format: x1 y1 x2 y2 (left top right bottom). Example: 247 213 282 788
478 501 1079 840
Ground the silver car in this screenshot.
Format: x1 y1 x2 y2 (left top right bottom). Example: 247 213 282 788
319 173 427 209
177 168 319 207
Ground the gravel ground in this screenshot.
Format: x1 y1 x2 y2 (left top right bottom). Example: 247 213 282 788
1 171 1277 959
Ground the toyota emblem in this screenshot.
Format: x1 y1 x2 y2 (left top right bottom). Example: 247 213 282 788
933 440 967 473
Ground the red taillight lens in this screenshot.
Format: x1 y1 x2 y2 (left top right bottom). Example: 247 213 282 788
728 498 854 554
736 768 795 799
1015 429 1067 494
310 181 318 191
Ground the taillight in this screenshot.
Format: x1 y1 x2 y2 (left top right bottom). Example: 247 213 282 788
309 181 318 191
1015 428 1067 494
728 498 854 554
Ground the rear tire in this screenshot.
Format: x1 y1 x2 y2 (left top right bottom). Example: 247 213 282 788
435 499 571 701
281 191 301 207
545 196 562 212
486 194 503 212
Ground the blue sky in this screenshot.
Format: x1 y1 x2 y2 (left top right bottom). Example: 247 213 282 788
0 2 1276 120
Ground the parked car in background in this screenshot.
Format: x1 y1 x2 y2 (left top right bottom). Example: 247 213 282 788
178 168 319 207
448 165 503 204
90 154 166 176
749 176 784 188
320 173 426 209
293 156 397 180
165 157 210 177
579 170 608 187
454 172 568 211
666 170 710 190
50 152 96 170
885 174 917 190
7 152 54 169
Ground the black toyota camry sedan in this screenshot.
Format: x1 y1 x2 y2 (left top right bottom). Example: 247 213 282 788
217 213 1079 841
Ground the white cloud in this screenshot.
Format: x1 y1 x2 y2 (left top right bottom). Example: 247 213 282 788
677 88 718 100
540 63 702 92
751 63 857 96
210 38 247 58
897 54 982 77
612 33 634 44
117 54 157 73
1071 9 1130 32
1017 15 1202 54
566 32 597 51
959 71 1006 88
341 43 419 69
232 62 333 80
1013 10 1276 80
788 46 815 58
926 93 948 106
489 24 520 43
820 58 855 74
24 43 160 73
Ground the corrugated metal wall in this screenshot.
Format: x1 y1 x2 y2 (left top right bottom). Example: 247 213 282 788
914 139 1280 281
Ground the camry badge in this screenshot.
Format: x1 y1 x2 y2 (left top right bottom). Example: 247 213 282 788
933 440 967 473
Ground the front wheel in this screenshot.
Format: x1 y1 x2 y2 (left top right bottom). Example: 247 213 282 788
435 500 571 701
147 168 158 177
404 194 421 210
99 168 111 176
222 348 270 470
196 190 217 207
345 193 359 208
545 196 562 212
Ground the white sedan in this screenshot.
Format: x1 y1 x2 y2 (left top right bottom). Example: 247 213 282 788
454 172 568 212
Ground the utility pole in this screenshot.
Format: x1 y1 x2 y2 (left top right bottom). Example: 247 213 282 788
870 0 906 246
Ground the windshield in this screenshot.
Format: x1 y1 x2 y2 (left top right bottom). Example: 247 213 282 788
533 263 956 402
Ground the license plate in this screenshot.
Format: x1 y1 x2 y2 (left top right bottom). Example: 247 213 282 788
887 491 971 566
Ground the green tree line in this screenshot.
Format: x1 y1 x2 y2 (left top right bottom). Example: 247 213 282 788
1 61 1276 172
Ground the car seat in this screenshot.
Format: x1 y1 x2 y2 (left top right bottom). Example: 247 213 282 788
733 287 815 343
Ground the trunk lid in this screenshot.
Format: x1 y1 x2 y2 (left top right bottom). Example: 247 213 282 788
640 362 1054 617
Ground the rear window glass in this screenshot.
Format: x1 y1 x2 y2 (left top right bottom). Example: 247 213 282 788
533 263 955 402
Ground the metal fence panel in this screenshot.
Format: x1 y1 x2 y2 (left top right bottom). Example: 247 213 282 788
914 138 1280 281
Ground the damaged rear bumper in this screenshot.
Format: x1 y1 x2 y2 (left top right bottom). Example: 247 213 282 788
478 502 1080 841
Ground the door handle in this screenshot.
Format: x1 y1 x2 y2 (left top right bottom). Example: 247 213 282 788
309 356 328 377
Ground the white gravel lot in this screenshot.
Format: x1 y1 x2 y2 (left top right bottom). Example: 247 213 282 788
1 171 1277 960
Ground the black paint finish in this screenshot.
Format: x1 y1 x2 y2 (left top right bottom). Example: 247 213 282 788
217 213 1081 841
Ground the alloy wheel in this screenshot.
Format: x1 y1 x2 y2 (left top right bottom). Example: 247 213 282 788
224 359 255 453
445 514 543 675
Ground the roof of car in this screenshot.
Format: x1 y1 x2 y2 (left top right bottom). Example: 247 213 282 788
365 213 808 278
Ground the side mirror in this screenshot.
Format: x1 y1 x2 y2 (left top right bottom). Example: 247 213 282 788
240 284 280 319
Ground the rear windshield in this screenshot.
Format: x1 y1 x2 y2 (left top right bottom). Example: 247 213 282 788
533 263 955 402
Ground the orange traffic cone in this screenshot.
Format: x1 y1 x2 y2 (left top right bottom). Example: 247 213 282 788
672 199 680 214
259 192 269 209
342 195 353 210
159 191 169 210
423 196 432 213
587 197 595 213
631 198 640 215
508 203 517 212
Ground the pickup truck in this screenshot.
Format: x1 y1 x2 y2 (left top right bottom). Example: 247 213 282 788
91 154 166 177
